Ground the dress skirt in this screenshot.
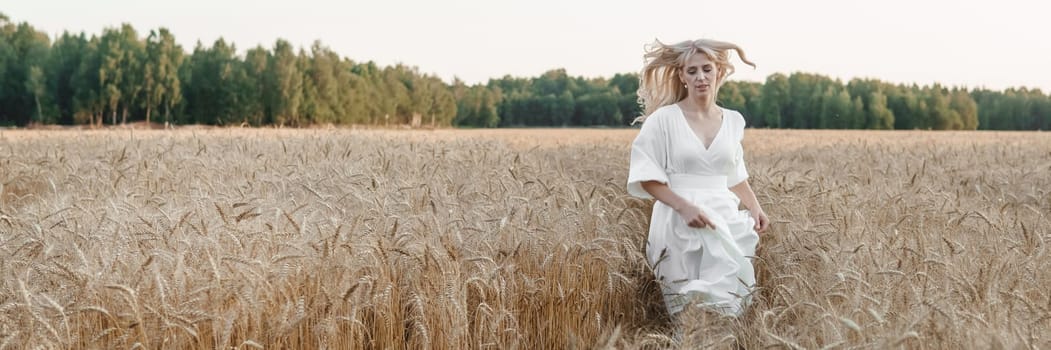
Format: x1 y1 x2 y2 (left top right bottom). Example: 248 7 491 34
646 174 759 316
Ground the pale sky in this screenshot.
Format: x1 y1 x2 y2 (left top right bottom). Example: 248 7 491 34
5 0 1050 91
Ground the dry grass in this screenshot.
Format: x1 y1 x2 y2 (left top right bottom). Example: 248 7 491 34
0 128 1048 349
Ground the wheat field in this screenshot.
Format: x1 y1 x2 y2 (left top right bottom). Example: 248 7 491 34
1 128 1049 349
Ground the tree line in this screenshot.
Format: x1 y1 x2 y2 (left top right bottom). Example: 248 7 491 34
2 13 1049 130
723 73 1051 130
1 14 455 128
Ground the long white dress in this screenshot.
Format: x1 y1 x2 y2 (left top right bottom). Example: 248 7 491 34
627 104 759 316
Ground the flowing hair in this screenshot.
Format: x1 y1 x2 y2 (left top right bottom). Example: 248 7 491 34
633 38 755 124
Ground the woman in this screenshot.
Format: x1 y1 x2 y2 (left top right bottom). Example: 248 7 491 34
627 38 769 317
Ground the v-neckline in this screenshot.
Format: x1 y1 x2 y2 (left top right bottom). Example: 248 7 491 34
675 103 725 152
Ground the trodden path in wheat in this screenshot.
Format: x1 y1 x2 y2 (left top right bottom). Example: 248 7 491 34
0 128 1048 349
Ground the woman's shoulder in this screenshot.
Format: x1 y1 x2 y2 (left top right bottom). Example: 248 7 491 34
719 106 748 135
723 106 748 138
636 104 678 127
649 104 680 121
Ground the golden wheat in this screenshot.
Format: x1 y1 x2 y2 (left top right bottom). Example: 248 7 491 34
0 128 1048 349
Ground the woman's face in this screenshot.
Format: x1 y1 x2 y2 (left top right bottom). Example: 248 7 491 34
679 53 719 99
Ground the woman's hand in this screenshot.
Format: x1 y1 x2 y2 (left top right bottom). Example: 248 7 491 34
676 204 715 229
752 209 769 234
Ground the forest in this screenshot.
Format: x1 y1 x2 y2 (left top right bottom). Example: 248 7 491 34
2 13 1049 130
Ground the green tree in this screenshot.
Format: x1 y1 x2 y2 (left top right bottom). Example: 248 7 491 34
142 28 182 125
116 24 144 124
887 86 921 129
26 65 47 123
574 91 618 126
0 31 11 125
760 73 789 128
851 96 865 129
0 19 50 125
739 82 764 127
949 88 978 130
926 86 956 130
454 86 500 127
72 35 103 126
97 27 125 125
301 41 343 124
610 73 641 124
267 39 303 126
1030 90 1051 130
430 85 457 127
297 48 318 124
821 86 854 129
340 64 370 124
348 61 383 123
787 73 830 128
866 91 894 129
718 82 747 114
242 46 269 125
534 68 574 96
184 38 241 124
46 31 88 124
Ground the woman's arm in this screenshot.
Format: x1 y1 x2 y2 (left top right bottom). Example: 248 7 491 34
641 180 715 229
730 180 769 233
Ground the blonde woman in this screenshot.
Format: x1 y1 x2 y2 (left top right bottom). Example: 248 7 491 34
627 38 769 317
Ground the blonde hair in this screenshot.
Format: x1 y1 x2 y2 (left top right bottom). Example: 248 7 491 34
634 38 755 123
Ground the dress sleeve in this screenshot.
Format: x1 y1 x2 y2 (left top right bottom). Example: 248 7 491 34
727 113 750 187
627 114 670 199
